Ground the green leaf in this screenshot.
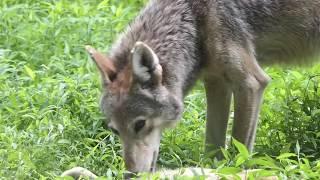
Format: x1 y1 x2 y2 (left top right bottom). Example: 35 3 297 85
290 71 303 79
248 169 278 178
57 139 71 144
249 157 281 170
217 167 242 175
316 161 320 170
97 0 110 9
220 147 231 160
311 109 320 117
235 155 246 167
232 138 250 159
24 65 35 80
277 153 297 160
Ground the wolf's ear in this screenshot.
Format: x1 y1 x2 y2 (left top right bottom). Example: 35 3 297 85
85 45 116 86
131 42 162 86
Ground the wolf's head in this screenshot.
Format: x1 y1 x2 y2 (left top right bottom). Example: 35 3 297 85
86 42 183 173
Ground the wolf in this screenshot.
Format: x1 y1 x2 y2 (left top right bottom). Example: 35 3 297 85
69 0 320 177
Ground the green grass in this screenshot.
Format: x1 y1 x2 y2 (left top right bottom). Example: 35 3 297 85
0 0 319 179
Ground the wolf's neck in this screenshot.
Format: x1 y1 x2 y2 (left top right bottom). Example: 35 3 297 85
110 0 204 99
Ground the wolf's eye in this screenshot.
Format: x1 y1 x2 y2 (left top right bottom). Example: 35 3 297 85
134 120 146 133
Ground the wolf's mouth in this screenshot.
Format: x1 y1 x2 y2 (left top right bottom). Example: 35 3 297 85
123 150 159 179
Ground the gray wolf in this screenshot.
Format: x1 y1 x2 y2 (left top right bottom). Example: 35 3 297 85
65 0 320 177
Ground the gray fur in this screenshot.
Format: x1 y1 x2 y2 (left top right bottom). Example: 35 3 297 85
85 0 320 175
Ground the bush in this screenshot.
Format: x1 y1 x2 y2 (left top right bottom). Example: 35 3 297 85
257 68 320 159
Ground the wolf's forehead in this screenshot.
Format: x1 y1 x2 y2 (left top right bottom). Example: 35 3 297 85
101 92 127 114
102 93 157 120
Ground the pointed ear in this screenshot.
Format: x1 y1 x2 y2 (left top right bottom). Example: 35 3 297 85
131 42 162 86
85 45 116 86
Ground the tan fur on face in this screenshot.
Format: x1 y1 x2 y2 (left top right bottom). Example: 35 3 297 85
86 45 133 101
85 46 116 84
109 65 133 101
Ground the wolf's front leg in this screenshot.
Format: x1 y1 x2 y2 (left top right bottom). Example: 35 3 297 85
230 54 270 152
204 76 232 159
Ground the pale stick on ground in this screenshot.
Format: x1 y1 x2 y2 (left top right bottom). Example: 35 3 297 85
61 167 278 179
